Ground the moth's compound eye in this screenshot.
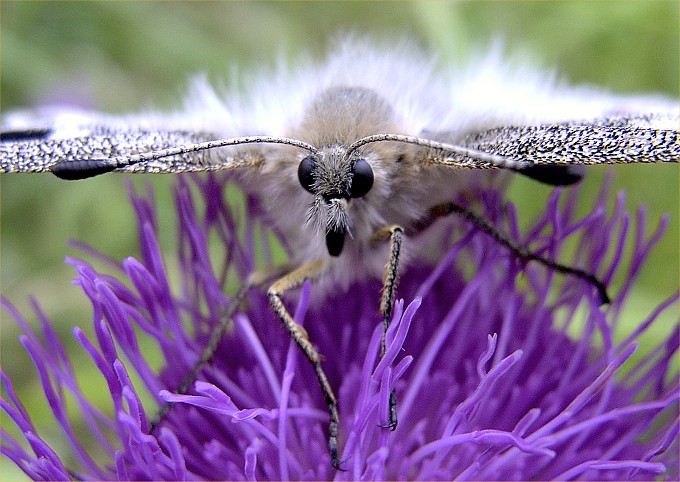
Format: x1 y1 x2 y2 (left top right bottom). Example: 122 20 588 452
349 159 374 198
297 156 317 193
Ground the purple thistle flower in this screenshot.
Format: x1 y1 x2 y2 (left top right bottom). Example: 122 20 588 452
1 173 677 480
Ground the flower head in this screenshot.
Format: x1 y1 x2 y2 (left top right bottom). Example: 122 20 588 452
2 173 678 480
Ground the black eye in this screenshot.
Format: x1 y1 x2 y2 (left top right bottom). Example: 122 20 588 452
297 156 317 193
350 159 374 198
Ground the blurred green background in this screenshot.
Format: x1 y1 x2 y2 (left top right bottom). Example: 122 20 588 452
1 1 678 479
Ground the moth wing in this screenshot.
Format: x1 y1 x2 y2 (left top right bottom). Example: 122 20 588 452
420 114 679 186
1 109 260 176
426 114 679 168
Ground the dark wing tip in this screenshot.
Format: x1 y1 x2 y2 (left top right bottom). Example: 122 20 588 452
515 164 585 186
1 128 53 143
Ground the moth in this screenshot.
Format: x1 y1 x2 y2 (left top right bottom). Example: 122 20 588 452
2 37 678 468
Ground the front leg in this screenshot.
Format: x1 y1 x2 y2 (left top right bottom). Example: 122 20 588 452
371 224 405 431
266 259 344 469
371 225 405 355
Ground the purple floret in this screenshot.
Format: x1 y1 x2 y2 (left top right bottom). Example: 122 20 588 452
2 173 678 480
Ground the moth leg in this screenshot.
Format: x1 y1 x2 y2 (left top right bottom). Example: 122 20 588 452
413 201 610 304
371 225 405 355
149 282 252 431
267 259 345 469
149 263 296 432
371 224 404 431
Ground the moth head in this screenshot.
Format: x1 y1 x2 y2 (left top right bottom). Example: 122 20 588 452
292 86 400 257
297 145 374 257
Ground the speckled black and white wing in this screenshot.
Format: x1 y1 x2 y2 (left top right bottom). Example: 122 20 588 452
2 127 214 173
0 111 262 177
423 114 679 171
467 114 679 165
